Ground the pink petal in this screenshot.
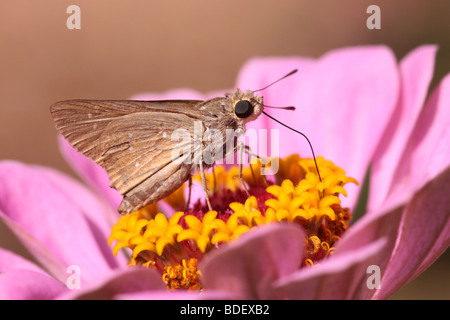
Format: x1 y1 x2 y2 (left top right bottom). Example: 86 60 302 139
0 247 47 274
389 72 450 199
369 45 437 210
237 46 400 208
58 135 122 212
332 197 405 299
57 267 165 300
0 270 67 299
200 224 305 299
0 216 68 282
274 238 387 299
373 166 450 299
0 249 70 299
0 161 124 283
413 222 450 280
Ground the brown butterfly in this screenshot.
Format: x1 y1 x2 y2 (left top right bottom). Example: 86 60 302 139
50 70 317 214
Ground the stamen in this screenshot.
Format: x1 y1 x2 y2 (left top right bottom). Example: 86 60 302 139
307 236 322 255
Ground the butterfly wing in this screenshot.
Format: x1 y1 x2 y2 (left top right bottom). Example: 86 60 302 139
96 111 195 213
50 99 213 213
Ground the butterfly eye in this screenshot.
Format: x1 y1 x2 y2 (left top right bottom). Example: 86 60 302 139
234 100 254 118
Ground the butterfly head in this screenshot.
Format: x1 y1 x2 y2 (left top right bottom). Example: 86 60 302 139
229 89 264 124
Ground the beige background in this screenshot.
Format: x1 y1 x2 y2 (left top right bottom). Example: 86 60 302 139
0 0 448 299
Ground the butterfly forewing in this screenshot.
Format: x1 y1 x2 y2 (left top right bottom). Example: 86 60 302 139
51 100 205 156
50 98 235 213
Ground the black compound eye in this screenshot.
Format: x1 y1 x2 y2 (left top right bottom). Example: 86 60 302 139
234 100 254 118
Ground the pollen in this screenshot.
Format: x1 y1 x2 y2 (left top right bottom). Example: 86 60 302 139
108 154 358 290
162 258 202 290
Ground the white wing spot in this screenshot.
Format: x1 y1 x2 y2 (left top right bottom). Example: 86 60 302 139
162 132 167 138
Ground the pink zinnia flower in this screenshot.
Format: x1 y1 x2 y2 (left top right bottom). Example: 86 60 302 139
0 45 448 299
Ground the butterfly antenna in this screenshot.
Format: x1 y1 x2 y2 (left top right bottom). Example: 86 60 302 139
262 111 322 183
250 69 322 182
251 69 298 93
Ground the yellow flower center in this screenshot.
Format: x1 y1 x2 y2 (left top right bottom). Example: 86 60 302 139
108 154 358 289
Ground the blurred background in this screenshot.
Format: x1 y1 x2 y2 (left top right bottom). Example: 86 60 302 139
0 0 448 299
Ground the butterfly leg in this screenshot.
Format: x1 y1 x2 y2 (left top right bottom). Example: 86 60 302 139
199 161 213 211
237 141 251 197
184 175 193 212
212 166 217 194
244 145 269 187
245 145 257 185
